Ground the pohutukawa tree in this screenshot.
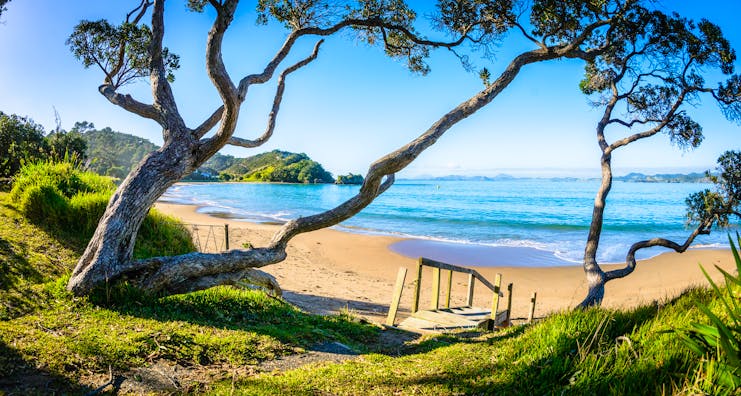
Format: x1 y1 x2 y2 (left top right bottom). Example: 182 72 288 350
66 0 648 297
576 10 741 307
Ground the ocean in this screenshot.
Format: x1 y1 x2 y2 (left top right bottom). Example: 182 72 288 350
161 179 730 267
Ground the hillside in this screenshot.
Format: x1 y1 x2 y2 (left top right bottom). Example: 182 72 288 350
81 128 334 183
217 150 334 183
83 128 159 179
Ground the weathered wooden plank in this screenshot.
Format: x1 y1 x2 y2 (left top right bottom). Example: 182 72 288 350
412 259 423 313
419 258 499 294
444 270 453 309
490 273 502 321
528 291 538 323
385 267 408 327
444 306 491 321
430 267 441 310
411 309 484 327
466 273 475 307
420 258 476 275
397 317 480 334
505 283 513 326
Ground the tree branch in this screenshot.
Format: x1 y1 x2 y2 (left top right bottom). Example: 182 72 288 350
226 40 324 149
194 106 224 139
238 18 472 95
149 0 183 133
98 84 163 124
604 219 712 281
607 90 688 153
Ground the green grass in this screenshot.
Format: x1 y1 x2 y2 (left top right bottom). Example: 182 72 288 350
211 290 720 395
8 160 196 259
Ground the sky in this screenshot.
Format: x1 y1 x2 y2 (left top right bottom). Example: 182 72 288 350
1 1 741 178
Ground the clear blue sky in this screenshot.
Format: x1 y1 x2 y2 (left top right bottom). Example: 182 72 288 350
1 1 740 178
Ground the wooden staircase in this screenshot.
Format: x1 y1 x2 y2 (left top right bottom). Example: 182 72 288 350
386 258 514 334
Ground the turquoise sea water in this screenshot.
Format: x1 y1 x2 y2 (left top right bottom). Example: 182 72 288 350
161 179 731 266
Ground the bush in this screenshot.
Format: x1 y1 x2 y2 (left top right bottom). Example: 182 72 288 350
135 209 195 259
17 184 69 226
68 191 111 236
11 161 195 259
10 160 115 202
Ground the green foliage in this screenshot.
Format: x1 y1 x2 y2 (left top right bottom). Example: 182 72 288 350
221 150 333 183
336 173 364 184
134 209 196 259
9 160 194 259
216 289 720 394
82 127 159 180
10 160 115 203
0 112 47 178
579 8 741 151
67 17 179 88
0 193 79 320
45 130 87 162
675 234 741 394
686 150 741 228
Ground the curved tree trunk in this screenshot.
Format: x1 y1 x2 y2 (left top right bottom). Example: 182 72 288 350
68 136 195 294
579 152 612 307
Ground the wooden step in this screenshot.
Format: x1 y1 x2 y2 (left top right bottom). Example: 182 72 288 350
397 306 509 333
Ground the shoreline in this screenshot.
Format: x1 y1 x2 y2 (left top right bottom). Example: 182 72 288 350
154 201 737 323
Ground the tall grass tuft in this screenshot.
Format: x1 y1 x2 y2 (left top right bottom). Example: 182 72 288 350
10 160 195 259
676 233 741 394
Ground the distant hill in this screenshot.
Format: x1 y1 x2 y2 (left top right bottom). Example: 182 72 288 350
83 128 158 179
431 174 515 181
404 172 711 183
614 172 711 183
217 150 334 184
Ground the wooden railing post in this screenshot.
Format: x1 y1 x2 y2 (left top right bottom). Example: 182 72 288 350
412 259 423 313
466 273 475 307
385 267 407 327
444 270 453 309
528 292 537 323
505 283 513 326
431 267 441 310
490 273 502 321
224 224 230 251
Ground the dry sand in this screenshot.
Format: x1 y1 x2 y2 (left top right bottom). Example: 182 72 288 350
155 202 736 324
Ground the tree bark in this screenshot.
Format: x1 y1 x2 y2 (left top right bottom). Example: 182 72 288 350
579 152 612 307
68 137 195 295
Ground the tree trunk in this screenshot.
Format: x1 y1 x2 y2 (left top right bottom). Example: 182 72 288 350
579 152 612 307
67 137 194 295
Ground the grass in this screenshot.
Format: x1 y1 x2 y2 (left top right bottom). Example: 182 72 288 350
208 292 717 395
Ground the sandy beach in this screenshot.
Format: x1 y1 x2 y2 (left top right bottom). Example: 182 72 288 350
155 202 737 324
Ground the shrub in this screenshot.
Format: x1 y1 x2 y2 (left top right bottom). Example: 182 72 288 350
11 161 195 259
134 209 195 259
68 191 111 236
17 184 69 226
